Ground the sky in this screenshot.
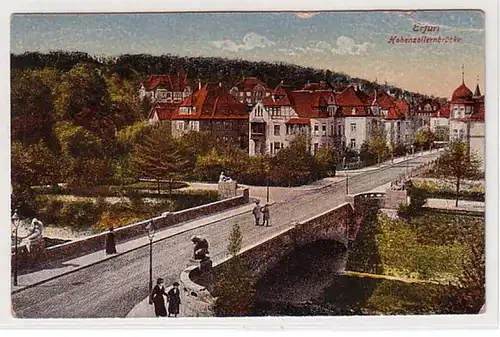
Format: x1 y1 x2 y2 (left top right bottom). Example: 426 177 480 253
10 11 485 98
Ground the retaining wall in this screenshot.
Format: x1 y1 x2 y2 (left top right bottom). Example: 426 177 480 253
13 188 250 270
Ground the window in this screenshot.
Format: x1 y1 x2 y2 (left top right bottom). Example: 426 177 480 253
350 138 356 149
177 121 185 131
274 142 281 154
239 92 244 97
331 125 335 136
247 92 251 97
314 124 319 136
350 123 356 133
466 106 472 114
322 124 327 136
274 125 280 136
255 106 263 117
174 92 182 101
337 125 342 136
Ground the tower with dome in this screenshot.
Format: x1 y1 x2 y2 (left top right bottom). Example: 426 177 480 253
448 65 485 168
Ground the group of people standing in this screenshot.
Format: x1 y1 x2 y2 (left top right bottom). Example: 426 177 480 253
252 200 270 226
150 278 181 317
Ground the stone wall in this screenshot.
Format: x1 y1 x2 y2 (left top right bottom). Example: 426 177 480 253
13 188 250 270
218 181 238 200
180 202 356 316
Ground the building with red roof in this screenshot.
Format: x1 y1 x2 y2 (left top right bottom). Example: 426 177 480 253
142 72 195 126
248 82 338 155
139 72 193 103
229 77 270 111
448 68 485 167
170 82 249 149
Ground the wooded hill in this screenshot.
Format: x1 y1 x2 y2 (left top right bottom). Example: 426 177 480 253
11 51 437 100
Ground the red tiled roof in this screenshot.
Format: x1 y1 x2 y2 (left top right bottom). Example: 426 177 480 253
149 104 178 121
432 104 450 118
171 83 247 120
233 77 269 92
142 73 191 91
334 86 365 107
290 91 329 118
263 84 293 106
285 118 310 125
334 86 372 116
451 82 473 102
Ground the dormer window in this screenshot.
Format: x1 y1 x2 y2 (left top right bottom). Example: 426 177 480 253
351 108 356 115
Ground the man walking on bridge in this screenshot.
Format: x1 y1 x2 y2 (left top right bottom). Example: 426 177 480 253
252 200 262 226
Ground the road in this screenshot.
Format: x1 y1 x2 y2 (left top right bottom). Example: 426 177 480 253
11 153 440 318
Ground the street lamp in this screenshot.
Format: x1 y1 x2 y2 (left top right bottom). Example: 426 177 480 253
266 166 270 203
146 222 155 293
12 210 20 286
343 156 349 195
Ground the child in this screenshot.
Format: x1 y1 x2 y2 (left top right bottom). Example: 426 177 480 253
261 204 270 226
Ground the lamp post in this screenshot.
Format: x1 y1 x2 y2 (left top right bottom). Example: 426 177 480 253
343 156 349 195
146 222 155 293
12 210 20 286
266 168 270 203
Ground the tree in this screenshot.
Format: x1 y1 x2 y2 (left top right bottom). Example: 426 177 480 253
366 121 389 166
438 218 485 314
434 126 450 142
434 141 482 207
54 121 114 187
131 124 189 194
314 147 337 178
11 141 59 216
11 70 56 147
271 133 315 186
54 63 115 136
212 223 255 316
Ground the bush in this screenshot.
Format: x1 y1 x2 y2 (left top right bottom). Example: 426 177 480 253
58 201 101 230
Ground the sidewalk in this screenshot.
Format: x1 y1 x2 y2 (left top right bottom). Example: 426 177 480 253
336 148 443 176
11 203 256 294
426 198 485 213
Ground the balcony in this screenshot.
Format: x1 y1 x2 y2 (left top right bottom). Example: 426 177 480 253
250 122 266 137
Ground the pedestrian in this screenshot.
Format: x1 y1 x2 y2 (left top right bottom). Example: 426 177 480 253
167 281 181 317
261 204 270 226
105 226 117 254
150 278 168 317
252 200 262 226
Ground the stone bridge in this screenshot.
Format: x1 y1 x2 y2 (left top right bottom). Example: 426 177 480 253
179 191 387 317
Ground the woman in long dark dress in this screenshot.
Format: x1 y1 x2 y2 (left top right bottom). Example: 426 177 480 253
105 227 117 254
167 282 181 317
151 278 168 317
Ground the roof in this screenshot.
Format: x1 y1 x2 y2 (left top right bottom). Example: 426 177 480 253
334 86 372 116
290 91 330 118
432 104 450 118
263 83 293 106
142 73 191 91
451 82 473 102
148 104 178 121
474 83 482 97
285 118 310 125
232 77 269 92
171 82 247 120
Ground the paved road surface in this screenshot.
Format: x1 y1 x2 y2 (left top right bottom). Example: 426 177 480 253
11 153 440 318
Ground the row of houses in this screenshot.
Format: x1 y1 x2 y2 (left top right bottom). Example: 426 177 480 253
141 72 485 165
